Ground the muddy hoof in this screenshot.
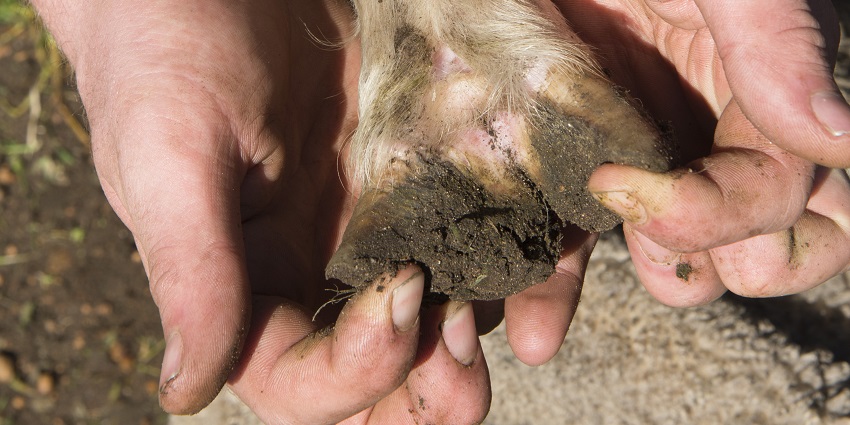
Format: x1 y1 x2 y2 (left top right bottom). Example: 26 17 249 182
325 0 677 300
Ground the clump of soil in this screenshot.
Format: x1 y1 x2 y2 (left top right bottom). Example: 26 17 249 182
326 151 562 301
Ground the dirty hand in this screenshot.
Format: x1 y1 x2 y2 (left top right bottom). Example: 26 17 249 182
572 0 850 304
32 0 489 423
505 0 850 367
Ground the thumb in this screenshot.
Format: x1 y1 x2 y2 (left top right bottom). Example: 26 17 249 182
99 103 251 414
695 0 850 167
143 184 250 415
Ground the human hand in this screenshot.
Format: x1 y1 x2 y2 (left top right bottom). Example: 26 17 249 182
505 0 850 368
567 0 850 303
32 0 490 422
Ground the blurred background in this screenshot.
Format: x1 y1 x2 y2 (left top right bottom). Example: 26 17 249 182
0 1 166 424
1 1 850 424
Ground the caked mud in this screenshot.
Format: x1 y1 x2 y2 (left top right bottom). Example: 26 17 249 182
327 150 562 301
326 0 676 300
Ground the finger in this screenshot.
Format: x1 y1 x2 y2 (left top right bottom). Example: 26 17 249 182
589 101 816 253
624 225 727 307
694 0 850 167
96 99 253 414
366 301 491 424
228 266 425 424
712 168 850 297
504 229 596 366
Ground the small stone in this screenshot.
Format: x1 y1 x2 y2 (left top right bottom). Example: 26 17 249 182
12 50 28 62
72 334 86 350
46 249 73 275
94 303 113 316
4 244 18 256
824 361 850 386
109 342 135 374
10 395 25 410
36 371 55 395
0 165 15 185
144 379 158 396
827 388 850 416
39 294 55 306
0 353 16 384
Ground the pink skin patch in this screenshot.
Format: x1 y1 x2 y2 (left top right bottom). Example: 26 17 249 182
425 45 539 182
488 112 532 166
392 43 542 190
432 46 472 81
451 112 534 174
442 112 535 196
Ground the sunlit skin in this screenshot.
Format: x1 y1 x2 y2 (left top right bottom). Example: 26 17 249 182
30 0 850 423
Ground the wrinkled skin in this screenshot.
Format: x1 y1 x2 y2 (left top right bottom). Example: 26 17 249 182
572 0 850 305
30 0 850 423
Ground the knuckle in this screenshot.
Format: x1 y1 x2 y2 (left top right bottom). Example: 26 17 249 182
345 338 411 398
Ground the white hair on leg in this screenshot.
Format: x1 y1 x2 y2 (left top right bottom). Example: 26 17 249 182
346 0 600 186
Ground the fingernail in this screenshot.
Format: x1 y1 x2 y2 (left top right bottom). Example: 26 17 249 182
811 91 850 137
592 191 647 224
392 270 424 332
159 331 183 394
442 302 479 366
630 228 680 266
